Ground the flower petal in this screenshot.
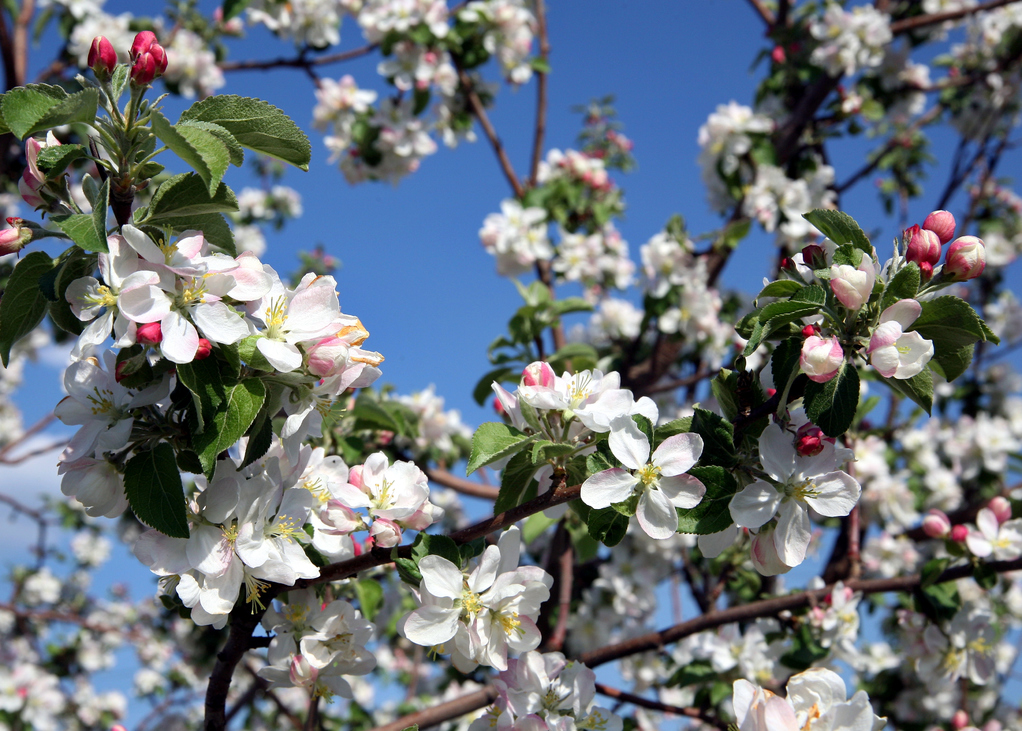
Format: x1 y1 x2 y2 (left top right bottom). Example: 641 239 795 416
729 480 781 529
580 469 637 509
636 488 678 539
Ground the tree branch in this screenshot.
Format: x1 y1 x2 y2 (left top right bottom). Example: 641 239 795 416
456 66 525 199
528 0 550 187
745 0 776 26
219 43 378 72
424 467 500 500
12 0 33 90
593 684 729 730
890 0 1022 35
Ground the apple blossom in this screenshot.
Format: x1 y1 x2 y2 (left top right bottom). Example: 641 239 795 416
944 235 986 280
734 667 886 730
867 299 934 379
87 36 117 77
581 416 705 539
730 423 860 569
800 335 844 383
923 209 956 244
18 132 61 209
904 224 942 266
829 256 877 310
922 509 951 538
965 508 1022 560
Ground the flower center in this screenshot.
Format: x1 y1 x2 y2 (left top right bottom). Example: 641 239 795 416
265 296 289 338
460 590 483 617
637 463 661 488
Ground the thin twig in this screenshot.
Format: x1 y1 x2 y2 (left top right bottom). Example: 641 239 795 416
219 43 378 72
836 106 942 194
455 66 525 199
424 467 500 500
13 0 34 89
593 684 729 730
890 0 1022 35
528 0 550 186
0 412 56 461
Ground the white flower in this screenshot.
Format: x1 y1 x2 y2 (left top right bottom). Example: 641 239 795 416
734 667 885 730
965 507 1022 560
581 417 705 539
867 299 934 379
729 423 860 569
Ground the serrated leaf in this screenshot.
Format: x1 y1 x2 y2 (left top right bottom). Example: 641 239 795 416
176 357 228 430
0 251 56 366
587 507 628 546
178 94 311 171
123 442 189 539
36 143 87 176
179 119 244 166
690 409 737 467
193 379 267 476
51 178 109 253
711 370 740 422
881 262 921 310
804 363 860 437
802 209 872 254
474 367 515 406
743 295 823 355
879 369 933 414
495 451 538 514
150 108 230 196
928 343 974 383
354 579 384 622
909 296 994 360
755 279 802 301
771 337 802 397
143 172 240 220
675 466 738 534
467 422 538 475
1 85 99 139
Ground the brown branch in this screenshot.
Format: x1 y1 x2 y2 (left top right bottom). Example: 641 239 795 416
456 66 525 199
0 602 147 640
0 412 56 462
424 467 500 500
745 0 776 26
528 0 550 186
12 0 33 89
593 684 729 730
0 6 17 91
890 0 1022 35
371 688 499 731
219 43 378 72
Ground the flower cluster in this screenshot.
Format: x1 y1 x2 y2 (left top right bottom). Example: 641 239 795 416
458 0 537 85
479 199 552 276
697 101 773 213
471 651 622 731
399 527 552 671
551 222 635 296
809 3 892 77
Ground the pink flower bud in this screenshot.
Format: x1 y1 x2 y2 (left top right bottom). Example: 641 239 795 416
923 210 956 245
800 335 844 383
794 423 830 457
829 259 876 311
952 710 970 730
289 655 317 688
771 45 786 64
129 31 167 85
369 517 402 548
114 360 129 383
922 509 951 538
750 526 793 576
988 496 1012 524
950 524 969 542
193 338 212 360
88 36 117 78
944 236 985 280
135 321 162 345
0 219 32 256
493 395 506 416
918 260 933 282
904 224 941 266
522 361 555 389
348 464 364 489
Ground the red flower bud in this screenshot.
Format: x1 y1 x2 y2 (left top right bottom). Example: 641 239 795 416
904 224 941 266
950 524 969 542
771 45 786 64
493 395 506 416
194 338 212 360
135 321 162 345
944 236 986 280
801 244 827 270
114 360 129 383
794 423 830 457
801 324 819 338
88 36 117 78
951 710 969 730
923 209 956 245
129 31 167 85
918 260 933 282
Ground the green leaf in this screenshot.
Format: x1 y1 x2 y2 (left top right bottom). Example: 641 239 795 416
0 251 56 366
178 95 312 171
36 143 87 176
123 442 190 539
804 364 860 437
547 342 598 373
742 294 824 355
222 0 251 20
150 108 231 196
915 296 993 353
667 660 715 688
802 209 872 254
771 337 802 399
530 56 552 73
550 297 594 316
781 624 830 670
523 512 558 544
755 279 803 301
675 466 738 534
928 343 974 383
654 417 693 444
419 533 462 567
690 409 737 467
350 393 404 435
531 440 576 465
1 84 99 139
176 357 228 431
473 367 515 406
917 581 960 623
179 119 244 167
51 178 109 253
495 451 538 513
711 370 740 422
467 422 538 475
587 507 628 546
193 379 267 476
920 557 950 588
354 579 384 622
47 248 95 336
143 172 240 220
879 369 932 414
241 405 274 469
881 262 920 310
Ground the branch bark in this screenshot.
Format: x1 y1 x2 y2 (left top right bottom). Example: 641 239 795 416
890 0 1022 35
456 66 525 199
593 684 730 730
219 44 378 72
424 467 500 500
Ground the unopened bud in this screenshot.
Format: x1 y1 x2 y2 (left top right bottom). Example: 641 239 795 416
348 464 363 489
193 338 212 360
801 324 819 338
918 260 933 282
129 31 168 86
800 335 844 383
88 36 117 79
988 496 1012 524
801 244 827 270
493 395 506 416
904 224 941 267
951 710 970 730
923 210 956 245
795 423 828 457
522 361 555 389
114 360 129 383
0 218 33 255
136 321 162 345
780 256 794 271
771 45 786 64
944 236 986 280
922 509 951 539
950 524 969 542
